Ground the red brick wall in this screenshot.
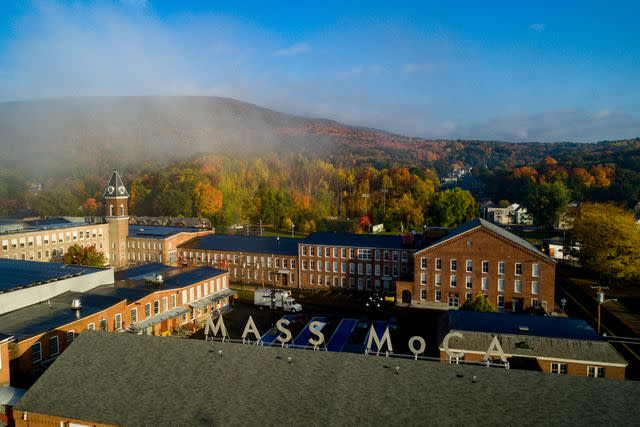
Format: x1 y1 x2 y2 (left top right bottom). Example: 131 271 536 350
10 300 127 388
0 340 10 386
14 411 115 427
413 227 555 312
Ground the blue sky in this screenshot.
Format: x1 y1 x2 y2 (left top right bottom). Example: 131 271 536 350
0 0 638 142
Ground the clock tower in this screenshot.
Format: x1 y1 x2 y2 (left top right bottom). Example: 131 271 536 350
104 169 130 267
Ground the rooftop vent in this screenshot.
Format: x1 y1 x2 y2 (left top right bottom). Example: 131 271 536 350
518 326 529 334
71 298 82 310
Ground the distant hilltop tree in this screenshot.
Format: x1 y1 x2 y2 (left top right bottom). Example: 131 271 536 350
63 244 107 267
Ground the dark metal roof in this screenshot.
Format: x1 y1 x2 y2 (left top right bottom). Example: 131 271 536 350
422 218 552 260
0 259 105 294
114 263 180 282
14 331 640 426
161 267 227 289
180 234 302 256
103 170 129 198
303 232 413 250
0 291 125 340
445 311 601 341
128 225 202 239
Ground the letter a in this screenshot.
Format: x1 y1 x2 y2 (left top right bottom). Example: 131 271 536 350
483 335 507 363
242 316 261 343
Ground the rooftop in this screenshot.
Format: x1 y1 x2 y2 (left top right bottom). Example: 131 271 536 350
128 225 203 239
15 331 640 426
445 311 601 341
179 233 302 255
0 259 105 294
424 218 552 260
304 231 415 250
0 291 124 341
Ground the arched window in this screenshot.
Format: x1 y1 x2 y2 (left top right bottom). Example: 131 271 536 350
109 205 114 216
120 204 125 216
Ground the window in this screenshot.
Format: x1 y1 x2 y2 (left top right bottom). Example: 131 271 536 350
145 303 151 318
189 288 195 302
162 297 168 312
375 250 381 261
482 261 489 274
341 277 347 287
333 276 339 287
466 260 473 272
392 266 398 277
365 264 372 275
32 343 42 363
465 292 472 301
309 246 315 256
514 280 522 293
342 248 347 258
170 294 176 308
450 275 457 287
481 277 488 290
498 278 505 292
310 260 315 270
333 262 338 273
114 314 122 330
450 259 457 272
497 295 505 309
532 263 540 277
466 276 473 289
383 250 389 261
498 262 505 275
153 300 160 315
49 336 59 357
350 249 355 259
515 263 522 276
421 257 427 269
401 252 408 263
435 289 442 302
302 246 307 256
66 331 75 345
302 260 307 270
374 264 380 276
325 247 330 257
420 289 427 300
531 281 539 295
421 273 427 285
131 308 138 324
357 264 363 274
435 258 442 270
435 274 442 286
448 294 460 307
551 363 567 374
318 261 323 271
99 319 107 331
86 323 95 331
392 251 398 262
588 366 605 378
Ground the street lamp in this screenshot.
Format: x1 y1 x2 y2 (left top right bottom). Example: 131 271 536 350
593 286 618 334
291 223 295 238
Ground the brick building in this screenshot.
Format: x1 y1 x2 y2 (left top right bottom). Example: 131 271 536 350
1 218 110 264
437 311 627 379
0 260 230 388
398 218 556 312
297 232 418 291
178 234 301 288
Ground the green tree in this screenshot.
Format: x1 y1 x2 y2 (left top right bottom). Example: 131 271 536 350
429 188 478 228
63 244 107 267
459 294 496 312
570 203 640 284
523 181 570 230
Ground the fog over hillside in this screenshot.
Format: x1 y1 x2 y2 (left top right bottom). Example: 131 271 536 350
0 96 337 178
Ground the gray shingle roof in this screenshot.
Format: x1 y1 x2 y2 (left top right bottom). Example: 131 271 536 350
15 331 640 426
442 331 627 365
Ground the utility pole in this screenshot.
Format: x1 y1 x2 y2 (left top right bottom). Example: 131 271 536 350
591 285 617 334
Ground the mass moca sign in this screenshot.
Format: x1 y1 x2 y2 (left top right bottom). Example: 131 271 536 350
203 313 508 364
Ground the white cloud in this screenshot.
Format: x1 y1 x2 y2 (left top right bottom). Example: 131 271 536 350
529 23 545 31
273 42 310 57
595 108 611 120
403 63 434 73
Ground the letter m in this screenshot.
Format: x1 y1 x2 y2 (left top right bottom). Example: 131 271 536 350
366 326 393 355
204 313 228 341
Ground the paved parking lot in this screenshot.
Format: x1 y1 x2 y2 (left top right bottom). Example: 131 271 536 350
192 287 444 357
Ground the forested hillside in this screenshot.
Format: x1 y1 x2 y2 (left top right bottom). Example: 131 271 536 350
0 96 638 230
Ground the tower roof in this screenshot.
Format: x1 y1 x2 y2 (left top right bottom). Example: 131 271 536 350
103 170 129 198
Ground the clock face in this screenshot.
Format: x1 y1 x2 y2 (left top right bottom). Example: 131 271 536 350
118 186 126 195
107 186 115 195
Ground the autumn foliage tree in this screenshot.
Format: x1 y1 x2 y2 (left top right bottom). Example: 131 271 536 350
460 294 495 312
192 182 223 218
428 188 477 228
570 203 640 285
63 244 107 267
